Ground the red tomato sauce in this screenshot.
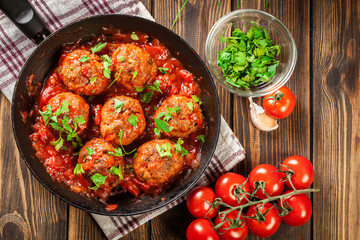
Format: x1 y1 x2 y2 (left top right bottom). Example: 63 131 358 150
29 30 207 205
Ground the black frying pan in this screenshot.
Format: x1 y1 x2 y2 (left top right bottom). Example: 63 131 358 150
1 0 220 215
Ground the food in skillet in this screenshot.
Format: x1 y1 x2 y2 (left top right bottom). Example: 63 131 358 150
29 31 207 207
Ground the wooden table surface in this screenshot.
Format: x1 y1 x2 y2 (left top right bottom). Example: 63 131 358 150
1 0 359 239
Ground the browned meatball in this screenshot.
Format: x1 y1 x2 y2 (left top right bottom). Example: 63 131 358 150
60 49 110 95
44 92 89 132
78 138 124 189
154 95 204 138
111 44 157 92
100 96 146 146
133 139 184 185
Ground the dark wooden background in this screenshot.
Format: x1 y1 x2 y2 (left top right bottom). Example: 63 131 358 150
1 0 359 239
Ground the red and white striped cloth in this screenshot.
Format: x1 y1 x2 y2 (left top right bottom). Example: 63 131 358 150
0 0 245 239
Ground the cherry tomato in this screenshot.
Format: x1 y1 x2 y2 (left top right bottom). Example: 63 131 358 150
215 173 251 206
186 219 219 240
245 202 281 238
277 190 312 226
281 155 314 189
214 210 248 240
186 186 217 219
248 164 285 199
262 86 296 119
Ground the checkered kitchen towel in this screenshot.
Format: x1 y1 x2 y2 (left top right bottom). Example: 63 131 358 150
0 0 245 239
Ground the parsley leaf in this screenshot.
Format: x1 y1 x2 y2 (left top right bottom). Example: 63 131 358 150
51 135 64 151
175 139 189 157
191 95 202 105
108 69 122 88
135 87 144 92
39 105 52 125
54 100 69 116
187 101 193 111
108 148 124 157
89 173 107 190
74 163 85 174
197 134 205 143
146 80 162 93
86 148 94 159
141 91 153 103
89 77 96 84
130 32 139 40
128 114 139 127
218 22 281 89
91 42 107 54
114 99 125 114
154 128 161 138
156 143 172 157
110 165 123 180
132 71 138 79
101 55 112 79
118 56 125 61
154 118 173 133
79 55 90 62
158 67 169 74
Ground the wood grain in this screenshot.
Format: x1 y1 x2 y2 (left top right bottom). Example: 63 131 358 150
312 0 360 239
0 94 68 240
231 0 311 239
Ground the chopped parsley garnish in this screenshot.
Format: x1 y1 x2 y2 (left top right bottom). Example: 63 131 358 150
89 173 107 190
79 55 90 63
130 32 139 40
141 91 153 103
118 56 125 61
110 165 123 180
91 42 107 54
153 101 180 138
108 69 122 88
198 134 205 143
132 71 138 79
191 95 202 105
218 21 281 89
154 118 173 137
117 130 137 155
89 77 96 84
108 147 124 157
40 100 85 151
156 143 172 157
114 99 125 114
175 139 189 157
128 114 139 127
86 148 94 160
135 87 144 92
74 163 85 174
101 55 112 79
187 101 193 111
158 67 169 74
146 80 162 93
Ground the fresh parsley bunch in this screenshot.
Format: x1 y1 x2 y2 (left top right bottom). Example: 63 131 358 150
218 21 281 89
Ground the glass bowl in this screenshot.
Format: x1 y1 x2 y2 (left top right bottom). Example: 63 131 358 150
205 9 297 97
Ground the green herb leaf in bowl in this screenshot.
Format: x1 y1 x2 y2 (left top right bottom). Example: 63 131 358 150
218 21 281 89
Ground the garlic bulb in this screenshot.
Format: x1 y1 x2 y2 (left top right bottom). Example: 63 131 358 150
249 97 278 132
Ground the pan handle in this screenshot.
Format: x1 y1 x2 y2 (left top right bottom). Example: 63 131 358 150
0 0 51 44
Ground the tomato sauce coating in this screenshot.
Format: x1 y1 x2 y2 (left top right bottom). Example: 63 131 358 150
29 30 207 205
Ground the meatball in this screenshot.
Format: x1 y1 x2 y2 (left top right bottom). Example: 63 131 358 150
100 96 146 146
78 138 125 188
154 95 204 138
111 44 157 92
60 49 110 95
44 92 89 132
133 139 184 185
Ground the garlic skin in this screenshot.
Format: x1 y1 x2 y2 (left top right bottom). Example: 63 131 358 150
249 97 278 132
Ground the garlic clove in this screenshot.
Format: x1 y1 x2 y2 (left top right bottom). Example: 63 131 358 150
249 97 278 132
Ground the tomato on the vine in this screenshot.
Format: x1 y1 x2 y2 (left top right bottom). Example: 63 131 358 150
186 219 219 240
262 86 296 119
186 186 217 219
214 210 248 240
215 173 251 207
248 164 285 199
277 190 312 226
281 155 314 189
245 202 281 238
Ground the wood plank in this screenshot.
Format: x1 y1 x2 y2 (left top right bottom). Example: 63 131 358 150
232 0 311 239
67 1 153 239
312 0 360 239
0 95 68 239
150 0 232 239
